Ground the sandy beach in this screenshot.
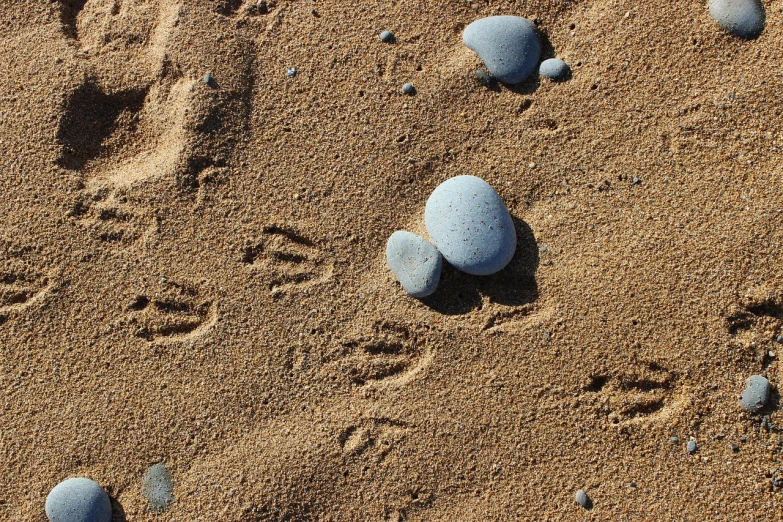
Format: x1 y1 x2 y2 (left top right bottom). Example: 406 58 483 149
2 0 783 519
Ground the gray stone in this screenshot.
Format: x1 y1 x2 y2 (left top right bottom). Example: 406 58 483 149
287 67 297 77
463 16 541 84
575 489 590 508
424 176 516 276
709 0 765 38
401 83 415 95
687 440 698 453
740 374 770 411
386 231 442 298
539 58 570 81
776 335 783 343
670 436 680 443
143 463 175 513
204 73 213 85
380 30 394 43
45 478 112 522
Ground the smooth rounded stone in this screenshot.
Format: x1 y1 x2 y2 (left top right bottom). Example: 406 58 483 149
286 67 297 77
379 30 394 43
45 478 112 522
539 58 570 81
386 231 442 298
401 83 415 95
575 489 590 508
143 463 175 513
463 16 541 84
687 440 698 453
709 0 765 38
424 176 516 276
740 374 770 411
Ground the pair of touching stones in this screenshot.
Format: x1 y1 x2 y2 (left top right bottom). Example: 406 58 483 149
386 176 516 298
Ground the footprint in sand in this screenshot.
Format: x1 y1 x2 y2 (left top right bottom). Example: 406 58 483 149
126 280 218 344
56 0 254 245
0 247 57 321
241 226 334 296
339 417 410 461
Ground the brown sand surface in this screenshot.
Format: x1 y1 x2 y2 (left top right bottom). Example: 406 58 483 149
2 0 783 520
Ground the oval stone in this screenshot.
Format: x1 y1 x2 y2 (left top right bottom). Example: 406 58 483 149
143 463 175 513
463 16 541 85
386 231 442 298
709 0 765 38
740 374 770 411
424 176 516 276
45 478 112 522
539 58 570 81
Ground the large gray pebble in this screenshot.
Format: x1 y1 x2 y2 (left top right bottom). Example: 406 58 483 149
143 463 175 512
45 478 112 522
424 176 516 276
463 16 541 84
539 58 570 81
386 231 442 298
709 0 765 38
740 374 770 411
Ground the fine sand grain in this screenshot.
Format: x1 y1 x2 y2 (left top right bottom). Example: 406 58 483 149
2 0 783 520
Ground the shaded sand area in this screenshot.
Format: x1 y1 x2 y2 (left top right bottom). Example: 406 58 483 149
2 0 783 519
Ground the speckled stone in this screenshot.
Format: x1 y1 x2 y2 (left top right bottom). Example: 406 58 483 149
740 374 770 411
386 231 442 298
424 176 516 276
143 463 175 513
539 58 570 81
463 16 541 84
709 0 765 38
45 478 112 522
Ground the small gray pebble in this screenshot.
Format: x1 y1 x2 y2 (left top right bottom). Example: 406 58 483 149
709 0 765 38
632 177 641 185
386 231 442 298
286 67 297 77
539 58 570 81
687 440 697 453
671 436 680 443
401 83 415 95
630 481 637 488
379 30 394 43
45 478 112 522
731 443 740 452
776 335 783 343
424 176 517 276
575 489 590 508
463 16 541 84
143 463 175 513
539 246 548 253
740 374 770 411
204 73 213 85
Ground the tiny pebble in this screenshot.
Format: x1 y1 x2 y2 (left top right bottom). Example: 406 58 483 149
687 440 697 453
575 489 590 509
379 30 394 43
539 246 548 253
204 73 213 85
539 58 571 81
740 374 770 412
630 481 637 488
401 83 415 95
287 67 297 77
671 436 680 443
632 177 641 184
731 443 740 452
45 478 112 522
143 463 175 513
776 335 783 343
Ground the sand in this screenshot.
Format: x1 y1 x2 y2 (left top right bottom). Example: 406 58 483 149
2 0 783 520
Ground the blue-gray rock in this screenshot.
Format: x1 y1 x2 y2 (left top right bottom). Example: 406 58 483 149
287 67 297 77
670 436 680 443
386 231 442 298
539 58 570 80
424 176 516 276
379 30 394 43
143 463 175 513
687 440 698 453
204 73 213 85
575 489 590 508
401 83 415 95
463 16 541 84
45 478 112 522
709 0 765 38
740 374 770 411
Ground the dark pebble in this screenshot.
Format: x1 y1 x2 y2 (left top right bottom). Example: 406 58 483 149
731 443 740 452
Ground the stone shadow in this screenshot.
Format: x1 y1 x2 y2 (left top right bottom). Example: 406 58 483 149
421 216 539 315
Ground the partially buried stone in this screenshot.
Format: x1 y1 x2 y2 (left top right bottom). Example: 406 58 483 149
740 374 770 411
575 489 590 509
463 16 541 84
709 0 765 38
45 478 112 522
386 231 442 298
143 463 175 513
539 58 570 81
424 176 516 276
401 83 415 95
379 30 394 43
